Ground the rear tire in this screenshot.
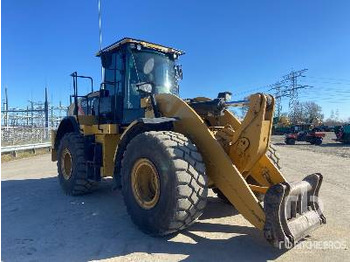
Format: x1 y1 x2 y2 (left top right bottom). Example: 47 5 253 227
57 133 98 195
121 131 208 235
285 138 295 145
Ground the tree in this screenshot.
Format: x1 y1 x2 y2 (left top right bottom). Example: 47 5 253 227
324 108 345 126
289 102 305 124
288 101 323 125
303 101 324 123
335 109 340 122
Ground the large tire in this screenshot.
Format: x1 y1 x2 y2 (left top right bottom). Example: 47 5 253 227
121 131 208 235
57 133 97 195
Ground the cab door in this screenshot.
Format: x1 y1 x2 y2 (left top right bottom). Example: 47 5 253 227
101 51 125 123
121 49 145 124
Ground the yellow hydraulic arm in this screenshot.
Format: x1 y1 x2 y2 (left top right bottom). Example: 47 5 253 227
156 93 325 248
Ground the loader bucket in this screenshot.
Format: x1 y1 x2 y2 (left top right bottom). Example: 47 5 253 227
263 173 326 249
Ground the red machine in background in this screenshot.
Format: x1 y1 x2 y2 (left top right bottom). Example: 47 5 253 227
285 128 326 145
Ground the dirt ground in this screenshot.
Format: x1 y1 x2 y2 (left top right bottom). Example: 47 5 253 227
2 135 350 261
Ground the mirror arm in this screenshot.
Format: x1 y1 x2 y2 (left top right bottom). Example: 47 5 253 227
150 94 161 118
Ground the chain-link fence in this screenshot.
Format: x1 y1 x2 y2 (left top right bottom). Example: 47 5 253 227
1 127 52 146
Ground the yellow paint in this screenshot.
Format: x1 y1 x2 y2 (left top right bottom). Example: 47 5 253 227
250 155 286 185
95 134 120 177
82 124 119 135
79 123 120 177
52 91 287 231
248 184 269 194
131 158 160 209
156 93 291 230
156 93 266 229
96 38 184 56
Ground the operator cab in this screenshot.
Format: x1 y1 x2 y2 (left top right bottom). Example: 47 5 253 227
96 37 184 124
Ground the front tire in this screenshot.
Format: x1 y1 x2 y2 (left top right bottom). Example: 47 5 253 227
285 138 296 145
57 133 97 195
314 138 322 145
121 131 208 235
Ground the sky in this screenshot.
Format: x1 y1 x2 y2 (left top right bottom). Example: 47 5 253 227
2 0 350 120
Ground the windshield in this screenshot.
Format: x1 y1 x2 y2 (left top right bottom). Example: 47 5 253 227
129 49 178 95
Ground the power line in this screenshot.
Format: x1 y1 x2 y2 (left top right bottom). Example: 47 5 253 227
269 81 287 118
234 84 272 97
307 76 350 83
268 69 312 120
281 69 311 112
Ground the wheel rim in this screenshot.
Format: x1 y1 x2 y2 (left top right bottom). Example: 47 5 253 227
61 148 73 180
131 158 160 209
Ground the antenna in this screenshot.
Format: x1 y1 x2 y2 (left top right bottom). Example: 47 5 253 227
98 0 103 51
97 0 104 82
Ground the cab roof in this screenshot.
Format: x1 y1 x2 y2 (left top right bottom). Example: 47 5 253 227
96 37 185 57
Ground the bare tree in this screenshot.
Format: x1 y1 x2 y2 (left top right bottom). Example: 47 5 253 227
324 108 346 126
289 101 323 124
303 101 324 123
335 109 340 122
289 102 304 124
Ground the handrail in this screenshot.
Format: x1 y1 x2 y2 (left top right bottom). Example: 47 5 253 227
1 142 51 154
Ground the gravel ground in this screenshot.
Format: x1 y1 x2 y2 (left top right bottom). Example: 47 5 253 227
2 137 350 261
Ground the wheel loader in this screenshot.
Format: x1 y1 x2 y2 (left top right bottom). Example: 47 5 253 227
51 37 325 248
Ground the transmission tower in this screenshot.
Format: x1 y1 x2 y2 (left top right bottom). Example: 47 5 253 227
269 81 286 118
282 69 311 123
283 69 310 109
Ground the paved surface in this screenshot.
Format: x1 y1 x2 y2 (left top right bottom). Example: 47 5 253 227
2 140 350 261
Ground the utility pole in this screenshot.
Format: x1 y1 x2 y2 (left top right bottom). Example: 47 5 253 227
4 86 9 128
44 87 49 139
26 106 29 126
29 100 34 126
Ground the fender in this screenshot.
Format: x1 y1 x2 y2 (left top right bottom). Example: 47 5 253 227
54 116 80 150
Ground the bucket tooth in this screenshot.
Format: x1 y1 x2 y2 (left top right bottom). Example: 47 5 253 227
263 173 326 248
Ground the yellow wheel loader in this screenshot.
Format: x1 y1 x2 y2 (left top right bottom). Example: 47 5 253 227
51 38 325 248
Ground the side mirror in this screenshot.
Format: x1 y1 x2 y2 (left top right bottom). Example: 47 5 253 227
175 65 183 80
136 82 153 94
